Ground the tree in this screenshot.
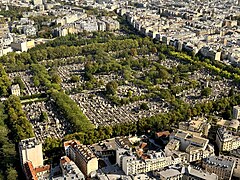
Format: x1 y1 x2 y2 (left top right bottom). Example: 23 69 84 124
229 88 234 97
51 73 62 84
159 69 170 80
130 48 138 56
140 102 149 110
43 137 63 162
4 95 34 142
50 90 94 133
13 76 25 90
6 167 18 180
127 90 133 97
159 53 166 61
70 75 80 83
40 112 48 122
0 64 11 97
106 81 118 95
201 87 212 97
151 47 157 54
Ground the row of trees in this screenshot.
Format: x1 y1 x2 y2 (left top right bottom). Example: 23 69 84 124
0 36 155 72
168 51 240 82
50 90 94 133
31 31 138 50
30 64 62 91
63 93 240 145
0 102 18 180
4 95 35 143
0 5 30 20
0 64 11 97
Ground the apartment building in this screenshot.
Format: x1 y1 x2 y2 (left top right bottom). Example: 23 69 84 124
217 119 239 132
11 84 21 96
97 21 106 31
223 155 240 178
233 106 240 119
116 148 180 176
60 156 85 180
216 128 240 152
165 129 214 163
202 156 235 180
155 166 218 180
101 16 120 31
183 166 218 180
0 17 8 39
19 137 44 168
179 117 211 137
158 169 183 180
11 39 35 52
64 140 98 177
33 0 43 5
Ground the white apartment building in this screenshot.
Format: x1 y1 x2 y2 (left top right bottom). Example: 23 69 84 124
233 106 240 119
33 0 43 5
116 149 180 176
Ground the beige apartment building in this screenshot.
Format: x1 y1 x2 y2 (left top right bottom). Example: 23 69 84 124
11 84 20 96
165 129 214 163
0 17 8 38
64 140 98 177
216 128 240 152
19 137 44 168
179 117 211 137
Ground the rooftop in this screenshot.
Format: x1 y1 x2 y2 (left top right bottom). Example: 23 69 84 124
159 169 182 178
185 166 218 180
60 156 85 179
204 156 236 171
64 140 96 161
155 131 170 138
92 138 117 152
173 129 209 148
19 137 41 149
23 161 37 180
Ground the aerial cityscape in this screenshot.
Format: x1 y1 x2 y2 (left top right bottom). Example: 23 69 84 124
0 0 240 179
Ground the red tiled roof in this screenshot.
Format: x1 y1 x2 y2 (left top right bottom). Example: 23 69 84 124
64 140 81 147
34 165 50 173
141 154 150 160
155 131 170 137
139 142 148 149
136 149 143 157
24 161 38 180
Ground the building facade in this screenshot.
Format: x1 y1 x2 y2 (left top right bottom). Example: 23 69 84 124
165 129 214 163
11 84 20 96
60 156 85 180
233 106 240 119
0 17 8 38
216 128 240 152
19 137 44 168
202 156 235 180
64 140 98 177
116 148 180 176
